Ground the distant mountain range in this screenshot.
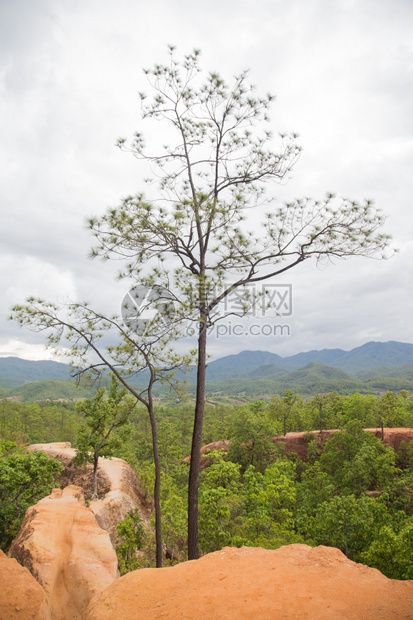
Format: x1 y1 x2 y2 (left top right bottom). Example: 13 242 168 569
204 341 413 380
1 341 413 400
0 357 72 387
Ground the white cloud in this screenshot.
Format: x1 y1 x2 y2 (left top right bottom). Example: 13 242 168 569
0 339 69 361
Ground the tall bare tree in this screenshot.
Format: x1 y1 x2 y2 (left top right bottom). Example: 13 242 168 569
87 47 392 559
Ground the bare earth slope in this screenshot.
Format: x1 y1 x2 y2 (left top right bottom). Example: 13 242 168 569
6 443 150 619
27 443 150 543
9 486 118 620
275 428 413 460
0 550 51 620
185 429 413 465
84 545 413 620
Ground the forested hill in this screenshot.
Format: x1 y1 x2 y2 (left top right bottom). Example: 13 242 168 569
2 341 413 384
1 341 413 400
0 357 72 384
281 341 413 373
205 340 413 379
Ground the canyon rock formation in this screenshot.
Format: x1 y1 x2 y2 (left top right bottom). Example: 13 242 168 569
183 440 231 469
274 427 413 460
8 485 118 620
83 544 413 620
27 443 150 545
186 428 413 465
7 443 150 619
7 438 411 619
0 549 51 620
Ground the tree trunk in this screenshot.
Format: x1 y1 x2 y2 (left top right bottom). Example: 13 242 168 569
92 452 99 500
319 403 323 434
148 401 163 568
187 321 207 560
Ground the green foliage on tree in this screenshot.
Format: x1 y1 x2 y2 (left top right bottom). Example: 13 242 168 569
295 461 335 524
380 471 413 517
157 419 187 475
318 420 398 495
199 451 242 553
74 375 135 499
377 390 408 429
339 392 378 428
0 399 81 445
362 520 413 580
227 401 281 472
300 494 391 561
0 441 63 550
242 460 301 548
395 440 413 472
199 450 302 553
157 471 188 564
270 390 305 435
116 508 147 575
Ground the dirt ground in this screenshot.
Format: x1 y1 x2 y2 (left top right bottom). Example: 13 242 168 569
84 545 413 620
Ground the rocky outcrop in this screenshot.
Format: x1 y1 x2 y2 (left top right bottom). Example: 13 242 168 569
0 550 51 620
273 430 339 460
367 427 413 451
188 429 413 465
84 544 413 620
274 428 413 460
27 443 150 545
8 444 150 618
183 440 231 469
8 486 118 620
27 443 111 498
88 455 150 544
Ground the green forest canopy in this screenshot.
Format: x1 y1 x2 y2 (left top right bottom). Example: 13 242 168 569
1 389 412 578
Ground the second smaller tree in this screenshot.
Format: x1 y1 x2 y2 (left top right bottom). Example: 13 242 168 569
75 375 135 499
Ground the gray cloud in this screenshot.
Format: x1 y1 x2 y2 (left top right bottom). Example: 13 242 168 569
1 0 412 360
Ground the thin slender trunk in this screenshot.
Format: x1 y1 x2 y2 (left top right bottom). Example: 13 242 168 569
187 321 207 560
147 401 162 567
344 524 348 557
92 452 99 499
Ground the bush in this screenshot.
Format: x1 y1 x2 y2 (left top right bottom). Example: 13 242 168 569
0 441 63 550
116 508 147 575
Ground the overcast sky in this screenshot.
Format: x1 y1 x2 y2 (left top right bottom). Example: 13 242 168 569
1 0 412 362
